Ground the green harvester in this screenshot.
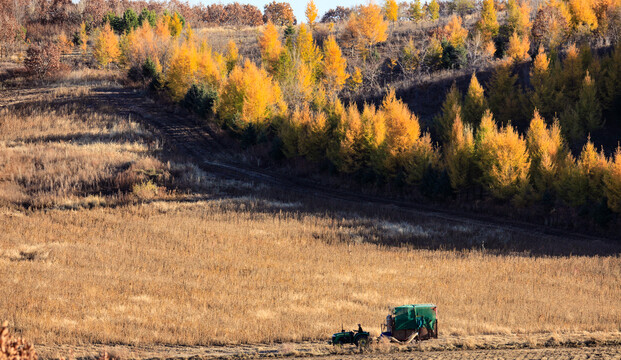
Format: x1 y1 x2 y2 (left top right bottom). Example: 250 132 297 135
381 304 438 343
329 304 438 347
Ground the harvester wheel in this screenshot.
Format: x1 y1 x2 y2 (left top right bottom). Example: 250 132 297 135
356 336 369 348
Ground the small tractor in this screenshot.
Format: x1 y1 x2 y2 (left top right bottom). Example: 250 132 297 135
329 304 437 347
329 324 370 347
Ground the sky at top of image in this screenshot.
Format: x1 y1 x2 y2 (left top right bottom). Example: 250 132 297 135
193 0 362 22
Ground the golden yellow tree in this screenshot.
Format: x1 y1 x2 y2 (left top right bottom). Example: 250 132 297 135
444 15 469 47
169 13 183 38
322 35 348 94
463 72 487 127
569 0 598 30
428 0 440 20
79 22 88 54
296 23 322 72
259 21 283 70
347 66 363 92
575 71 603 134
306 0 318 25
530 46 562 120
604 146 621 213
477 110 529 201
93 23 120 68
576 139 607 203
218 59 287 130
526 110 567 197
506 31 530 62
196 45 223 89
382 89 420 158
481 118 531 201
435 83 462 143
477 0 499 40
331 104 365 173
225 40 239 73
346 3 388 53
562 44 583 102
294 105 329 162
57 32 73 55
507 0 532 36
165 42 199 101
445 110 475 192
384 0 399 22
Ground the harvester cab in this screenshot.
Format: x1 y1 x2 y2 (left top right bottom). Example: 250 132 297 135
380 304 438 344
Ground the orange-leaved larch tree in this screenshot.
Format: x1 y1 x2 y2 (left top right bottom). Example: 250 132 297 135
384 0 399 23
329 103 365 173
293 104 329 162
322 35 348 95
196 45 224 89
445 110 476 192
526 110 567 197
463 72 487 127
444 15 468 47
380 89 437 183
225 40 239 73
168 13 183 38
529 46 562 120
435 83 463 144
218 59 287 130
428 0 440 20
575 139 608 203
604 146 621 213
296 23 322 73
477 0 499 40
476 110 531 201
79 21 88 54
306 0 318 25
487 61 523 126
93 23 120 68
165 42 199 101
258 21 283 71
346 3 388 54
506 0 532 36
569 0 598 30
409 0 423 21
561 44 583 102
57 32 73 55
506 31 530 62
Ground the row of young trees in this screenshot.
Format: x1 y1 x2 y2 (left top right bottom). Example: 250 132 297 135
81 5 621 219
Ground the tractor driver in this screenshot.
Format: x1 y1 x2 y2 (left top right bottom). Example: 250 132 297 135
357 324 363 333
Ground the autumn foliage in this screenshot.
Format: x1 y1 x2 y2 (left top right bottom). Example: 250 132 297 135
9 0 621 221
345 2 388 54
93 22 120 68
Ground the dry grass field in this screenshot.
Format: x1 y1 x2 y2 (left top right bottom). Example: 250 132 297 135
1 70 620 356
3 200 621 347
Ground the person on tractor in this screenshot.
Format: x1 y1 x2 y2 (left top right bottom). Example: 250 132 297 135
357 324 363 333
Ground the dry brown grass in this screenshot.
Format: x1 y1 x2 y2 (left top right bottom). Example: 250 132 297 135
0 73 199 209
1 198 620 346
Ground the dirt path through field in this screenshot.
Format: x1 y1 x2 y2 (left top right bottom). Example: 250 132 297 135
34 342 621 360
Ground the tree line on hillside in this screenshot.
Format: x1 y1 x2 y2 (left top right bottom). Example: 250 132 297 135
9 0 621 228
